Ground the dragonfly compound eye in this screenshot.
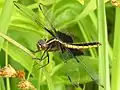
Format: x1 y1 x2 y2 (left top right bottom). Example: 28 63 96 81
37 40 48 50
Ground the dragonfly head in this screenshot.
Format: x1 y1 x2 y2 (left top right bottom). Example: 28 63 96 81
37 40 48 50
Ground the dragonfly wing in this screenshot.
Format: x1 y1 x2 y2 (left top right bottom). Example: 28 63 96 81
14 2 56 37
68 48 84 56
65 48 104 87
56 31 73 43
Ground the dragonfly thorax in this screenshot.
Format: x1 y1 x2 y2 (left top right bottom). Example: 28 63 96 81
37 40 48 50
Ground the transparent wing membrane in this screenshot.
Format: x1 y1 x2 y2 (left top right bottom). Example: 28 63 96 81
14 1 103 88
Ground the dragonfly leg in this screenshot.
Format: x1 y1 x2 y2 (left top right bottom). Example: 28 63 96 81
33 53 49 71
33 53 48 67
32 48 48 67
32 52 47 67
31 50 39 53
33 44 52 68
32 49 47 61
38 52 49 69
33 50 50 69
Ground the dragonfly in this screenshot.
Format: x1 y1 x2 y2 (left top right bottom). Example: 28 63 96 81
13 2 103 88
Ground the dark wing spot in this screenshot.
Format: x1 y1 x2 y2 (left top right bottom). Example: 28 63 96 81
56 31 73 43
68 48 84 56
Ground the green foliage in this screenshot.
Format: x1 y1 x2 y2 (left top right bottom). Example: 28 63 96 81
0 0 116 90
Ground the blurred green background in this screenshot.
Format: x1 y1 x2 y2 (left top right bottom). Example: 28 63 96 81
0 0 118 90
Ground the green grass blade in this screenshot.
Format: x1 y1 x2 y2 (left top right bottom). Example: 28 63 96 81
58 0 110 29
0 78 5 90
112 7 120 90
0 0 13 51
5 41 10 90
0 32 35 58
97 0 110 90
43 69 54 90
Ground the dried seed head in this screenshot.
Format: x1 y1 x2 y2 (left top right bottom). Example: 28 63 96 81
18 80 36 90
111 0 120 7
16 70 25 79
0 65 17 77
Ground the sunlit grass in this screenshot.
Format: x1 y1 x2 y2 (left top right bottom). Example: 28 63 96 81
0 0 117 90
112 7 120 90
97 0 110 90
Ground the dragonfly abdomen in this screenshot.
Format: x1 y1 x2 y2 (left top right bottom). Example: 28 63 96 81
57 40 101 50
